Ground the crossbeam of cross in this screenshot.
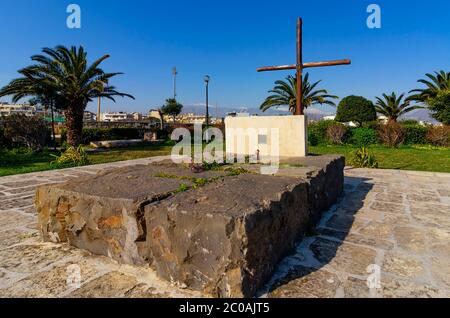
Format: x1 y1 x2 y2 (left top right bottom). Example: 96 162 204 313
257 18 351 115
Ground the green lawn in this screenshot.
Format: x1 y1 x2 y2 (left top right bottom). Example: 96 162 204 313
310 145 450 173
1 144 449 177
0 145 173 177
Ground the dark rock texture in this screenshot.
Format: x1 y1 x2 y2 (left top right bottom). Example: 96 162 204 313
36 162 226 265
144 174 308 297
35 155 344 297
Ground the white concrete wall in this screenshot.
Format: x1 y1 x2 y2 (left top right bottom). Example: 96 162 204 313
225 115 307 158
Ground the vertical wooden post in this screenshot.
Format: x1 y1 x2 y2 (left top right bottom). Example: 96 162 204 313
295 17 303 116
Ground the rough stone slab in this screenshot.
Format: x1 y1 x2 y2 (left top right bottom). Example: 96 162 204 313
36 162 226 265
144 173 308 297
35 156 345 298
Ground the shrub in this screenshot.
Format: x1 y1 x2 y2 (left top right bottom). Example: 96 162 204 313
349 127 379 146
403 124 428 145
378 123 405 147
3 115 48 152
427 91 450 125
426 125 450 147
308 120 335 144
51 146 90 167
349 147 378 168
308 131 319 146
335 95 377 126
362 120 381 130
400 120 419 126
326 123 347 145
0 127 7 147
60 128 142 145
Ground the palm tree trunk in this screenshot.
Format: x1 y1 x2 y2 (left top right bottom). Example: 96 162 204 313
65 104 85 146
158 109 164 129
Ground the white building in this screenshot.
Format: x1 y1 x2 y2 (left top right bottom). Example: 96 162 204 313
100 111 147 122
0 103 40 117
101 112 129 122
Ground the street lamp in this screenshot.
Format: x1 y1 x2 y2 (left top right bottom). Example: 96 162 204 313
204 75 210 127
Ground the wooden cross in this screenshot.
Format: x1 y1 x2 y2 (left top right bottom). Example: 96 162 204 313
257 17 351 115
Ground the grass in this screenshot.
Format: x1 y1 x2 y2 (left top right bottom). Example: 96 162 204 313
0 144 173 177
310 144 450 173
1 143 449 177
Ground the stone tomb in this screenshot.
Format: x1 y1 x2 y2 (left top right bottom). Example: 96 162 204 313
36 156 344 297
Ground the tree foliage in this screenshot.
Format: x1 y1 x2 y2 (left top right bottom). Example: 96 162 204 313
161 98 183 122
426 91 450 125
260 74 338 114
335 95 377 126
409 71 450 102
375 92 423 123
0 46 134 146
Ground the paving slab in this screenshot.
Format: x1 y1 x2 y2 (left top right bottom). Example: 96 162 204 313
0 156 449 298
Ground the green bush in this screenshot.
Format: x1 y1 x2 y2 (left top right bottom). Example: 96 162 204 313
308 131 319 146
0 127 7 147
349 147 378 168
362 120 381 130
348 127 379 146
61 128 142 145
403 124 428 145
427 91 450 125
400 120 419 126
335 95 377 126
308 120 335 144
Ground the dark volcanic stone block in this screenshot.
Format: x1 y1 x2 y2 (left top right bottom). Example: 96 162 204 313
35 155 345 298
36 162 226 265
144 174 308 297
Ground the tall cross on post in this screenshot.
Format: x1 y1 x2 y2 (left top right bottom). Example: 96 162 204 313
257 17 351 115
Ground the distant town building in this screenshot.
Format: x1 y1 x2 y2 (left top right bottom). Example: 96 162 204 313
149 109 162 121
0 103 40 117
130 112 143 121
99 111 148 122
101 112 130 122
83 111 97 122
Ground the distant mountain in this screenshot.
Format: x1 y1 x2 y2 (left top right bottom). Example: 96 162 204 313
168 103 439 124
401 108 438 124
181 104 332 120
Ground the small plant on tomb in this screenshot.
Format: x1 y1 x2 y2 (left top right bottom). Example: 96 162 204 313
175 183 190 193
349 147 379 169
224 166 250 176
51 145 90 167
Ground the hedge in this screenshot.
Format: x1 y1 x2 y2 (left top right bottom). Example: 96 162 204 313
348 127 379 146
61 128 142 145
308 120 335 145
403 124 428 145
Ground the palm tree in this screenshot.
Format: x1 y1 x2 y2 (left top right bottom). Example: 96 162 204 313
0 46 134 146
375 92 423 123
409 71 450 102
260 73 338 114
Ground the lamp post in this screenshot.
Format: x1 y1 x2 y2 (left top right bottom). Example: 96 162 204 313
172 67 178 99
204 75 210 127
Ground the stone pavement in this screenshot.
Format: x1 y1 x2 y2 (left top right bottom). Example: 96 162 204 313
0 157 449 298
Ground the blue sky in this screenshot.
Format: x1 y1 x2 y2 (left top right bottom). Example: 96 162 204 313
0 0 449 115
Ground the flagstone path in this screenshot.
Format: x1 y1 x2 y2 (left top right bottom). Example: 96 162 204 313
0 157 449 298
